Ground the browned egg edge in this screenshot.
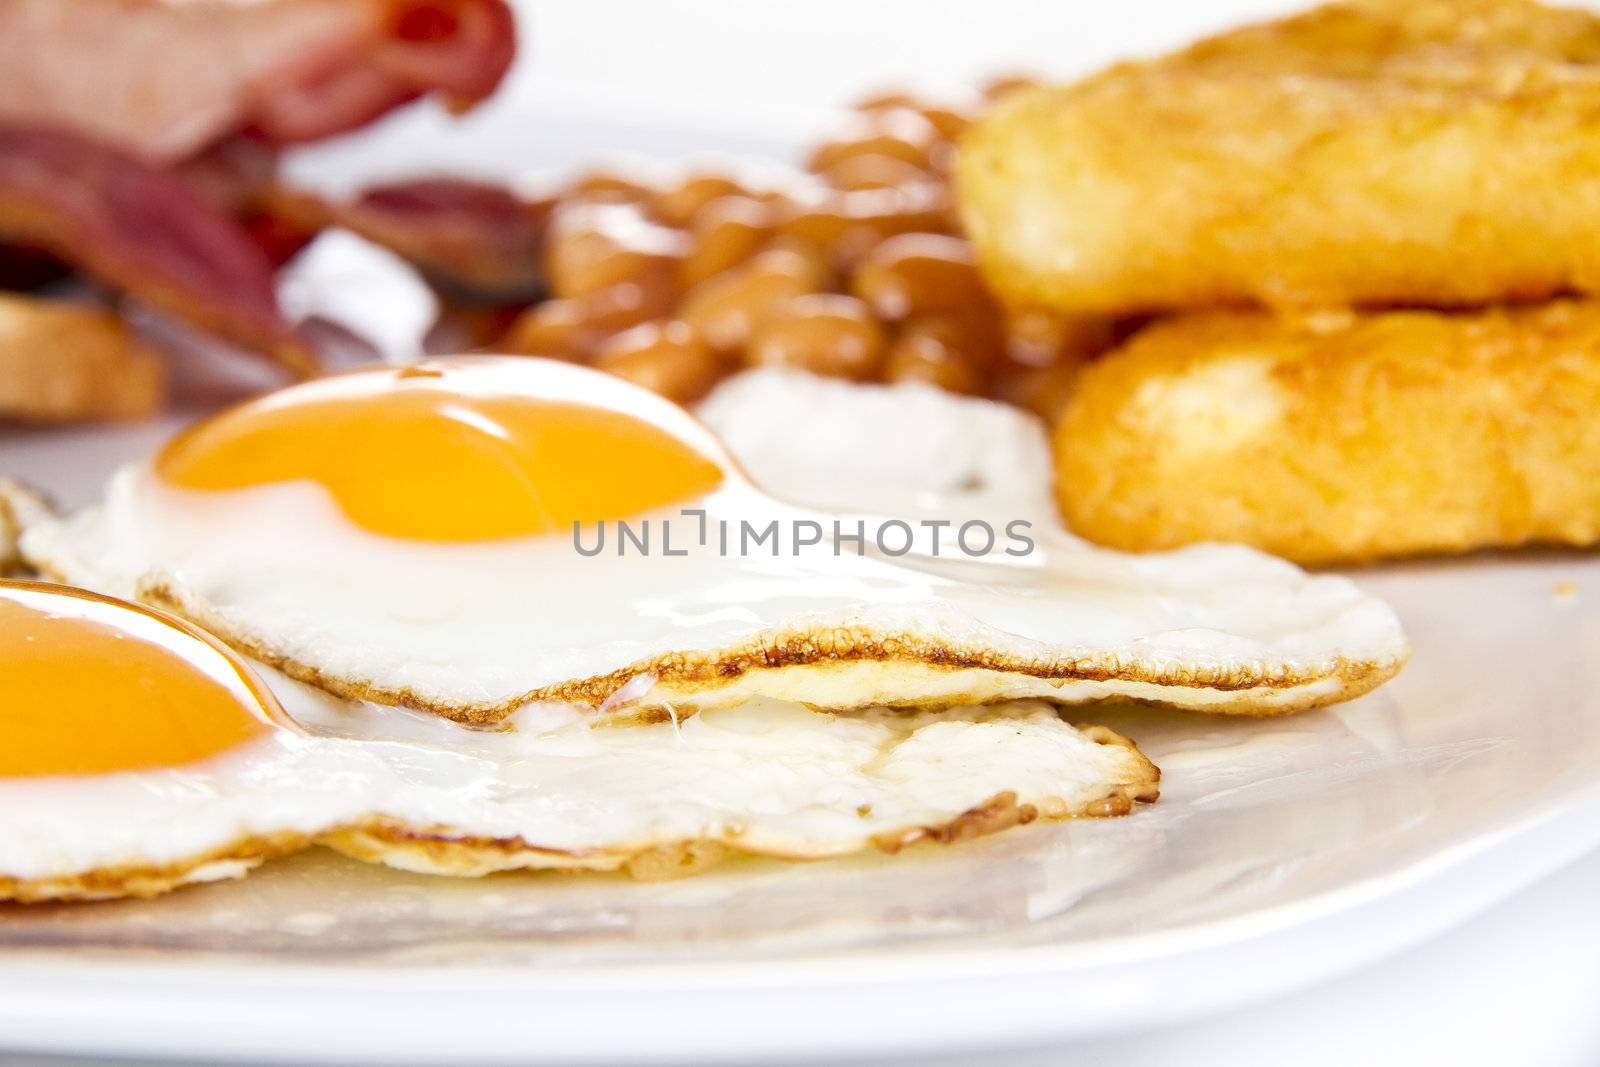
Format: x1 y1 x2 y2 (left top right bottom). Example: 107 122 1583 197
135 576 1406 726
320 759 1160 884
3 738 1157 902
0 479 1402 729
2 492 1162 902
0 832 310 904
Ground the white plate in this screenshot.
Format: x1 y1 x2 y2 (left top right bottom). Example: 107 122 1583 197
5 413 1600 1065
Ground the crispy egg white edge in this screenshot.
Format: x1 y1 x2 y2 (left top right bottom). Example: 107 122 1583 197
0 379 1181 895
1 371 1407 717
0 687 1156 886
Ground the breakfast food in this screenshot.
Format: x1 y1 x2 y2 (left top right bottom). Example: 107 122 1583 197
12 0 1483 909
0 493 18 572
0 578 1159 901
0 293 165 422
0 580 357 901
2 36 1106 422
952 0 1600 565
0 0 515 161
1054 302 1600 563
0 127 318 374
266 180 553 302
0 0 517 378
6 358 1406 725
958 0 1600 315
494 86 1112 419
288 683 1162 883
696 366 1061 521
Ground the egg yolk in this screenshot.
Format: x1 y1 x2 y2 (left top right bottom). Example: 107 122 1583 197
0 586 278 778
155 373 726 542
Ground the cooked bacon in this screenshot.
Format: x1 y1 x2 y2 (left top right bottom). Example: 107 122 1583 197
0 247 66 292
0 125 316 373
0 0 516 162
268 179 552 301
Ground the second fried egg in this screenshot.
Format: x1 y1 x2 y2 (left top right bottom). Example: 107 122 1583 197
0 578 1158 900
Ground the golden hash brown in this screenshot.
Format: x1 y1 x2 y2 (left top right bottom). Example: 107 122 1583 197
958 0 1600 315
1054 301 1600 564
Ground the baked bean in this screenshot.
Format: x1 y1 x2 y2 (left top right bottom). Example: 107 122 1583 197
757 238 834 290
852 91 976 143
649 174 747 228
501 280 674 359
914 104 974 143
806 109 944 174
496 74 1071 416
1004 309 1117 368
777 183 953 269
992 363 1083 421
594 320 721 402
678 196 774 289
749 184 807 211
501 299 605 359
892 312 1006 373
818 153 929 192
606 269 680 324
981 73 1043 102
545 202 688 299
851 233 989 321
747 294 887 380
884 327 984 394
679 249 825 353
851 90 923 112
568 170 656 203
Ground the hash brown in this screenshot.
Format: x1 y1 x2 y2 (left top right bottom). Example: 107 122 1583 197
1055 301 1600 563
959 0 1600 314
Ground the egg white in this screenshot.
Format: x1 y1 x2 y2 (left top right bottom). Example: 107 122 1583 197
0 368 1171 900
0 732 368 898
0 678 1157 897
6 361 1407 724
697 368 1062 523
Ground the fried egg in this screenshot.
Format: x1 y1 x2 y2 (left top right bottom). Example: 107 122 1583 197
7 356 1406 724
0 579 1158 901
0 580 365 901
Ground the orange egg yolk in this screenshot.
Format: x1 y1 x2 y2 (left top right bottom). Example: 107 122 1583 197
0 586 278 778
154 375 726 542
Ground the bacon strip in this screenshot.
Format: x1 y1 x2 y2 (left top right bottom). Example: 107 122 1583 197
0 125 315 373
251 1 518 149
269 180 552 301
0 1 517 378
0 0 516 162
